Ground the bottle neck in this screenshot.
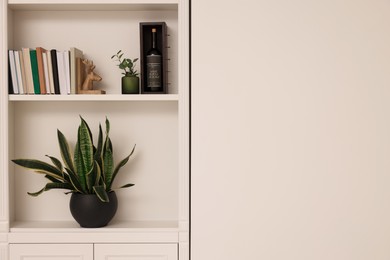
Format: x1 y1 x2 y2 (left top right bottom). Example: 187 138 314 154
152 30 157 49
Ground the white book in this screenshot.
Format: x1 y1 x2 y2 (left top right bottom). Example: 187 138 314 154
14 51 24 94
47 51 55 94
64 50 71 94
42 52 51 94
56 50 67 95
8 50 19 94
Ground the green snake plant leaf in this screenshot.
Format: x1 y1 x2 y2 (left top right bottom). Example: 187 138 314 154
94 160 102 187
46 155 63 173
57 129 76 174
27 182 74 197
45 174 63 183
94 123 103 162
103 138 114 188
93 185 109 202
108 144 136 190
74 118 94 193
64 167 83 193
86 160 101 192
116 183 134 189
12 159 64 181
102 117 114 187
80 116 94 144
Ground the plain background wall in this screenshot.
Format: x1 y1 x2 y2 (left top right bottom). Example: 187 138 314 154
191 0 390 259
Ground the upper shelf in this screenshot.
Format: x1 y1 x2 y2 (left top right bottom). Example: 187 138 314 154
8 0 178 11
9 94 179 101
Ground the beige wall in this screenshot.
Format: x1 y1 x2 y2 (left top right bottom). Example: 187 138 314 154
191 0 390 259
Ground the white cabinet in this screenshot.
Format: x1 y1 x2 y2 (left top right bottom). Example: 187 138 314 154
0 0 189 259
10 243 177 260
10 244 94 260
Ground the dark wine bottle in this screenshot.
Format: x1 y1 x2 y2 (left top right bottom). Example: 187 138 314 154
146 28 162 91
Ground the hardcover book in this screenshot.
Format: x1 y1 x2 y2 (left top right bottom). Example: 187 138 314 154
30 50 41 94
47 50 55 94
17 50 27 94
22 48 34 94
56 50 67 95
36 47 48 94
50 49 60 94
70 47 83 94
8 50 19 94
42 52 51 94
14 51 25 94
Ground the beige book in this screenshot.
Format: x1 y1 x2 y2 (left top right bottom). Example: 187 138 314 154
22 48 34 94
70 47 83 94
36 47 47 94
76 57 85 93
47 50 55 94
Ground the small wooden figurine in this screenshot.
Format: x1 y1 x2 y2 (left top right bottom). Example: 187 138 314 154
79 59 105 94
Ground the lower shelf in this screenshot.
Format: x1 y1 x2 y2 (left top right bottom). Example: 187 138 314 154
9 220 179 243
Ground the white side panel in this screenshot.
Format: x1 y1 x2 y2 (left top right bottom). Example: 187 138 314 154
192 0 390 260
0 0 10 232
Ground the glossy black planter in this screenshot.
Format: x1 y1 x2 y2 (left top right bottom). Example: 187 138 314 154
69 192 118 228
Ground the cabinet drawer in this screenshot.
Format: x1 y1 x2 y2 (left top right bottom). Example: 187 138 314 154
9 244 94 260
95 243 178 260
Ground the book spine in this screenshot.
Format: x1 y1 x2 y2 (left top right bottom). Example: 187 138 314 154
14 51 24 94
57 50 67 95
42 52 51 94
47 51 55 94
70 47 83 94
8 55 14 94
36 47 47 94
17 51 28 94
50 49 60 94
22 48 34 94
8 50 19 94
64 50 71 94
30 50 41 94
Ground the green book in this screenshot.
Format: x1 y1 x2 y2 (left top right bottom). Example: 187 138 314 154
29 50 41 94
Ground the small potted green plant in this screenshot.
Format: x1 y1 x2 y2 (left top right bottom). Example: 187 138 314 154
12 116 136 228
111 50 139 94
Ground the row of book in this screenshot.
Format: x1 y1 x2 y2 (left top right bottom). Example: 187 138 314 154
8 47 84 95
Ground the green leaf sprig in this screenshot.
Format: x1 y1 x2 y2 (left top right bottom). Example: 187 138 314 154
111 50 139 77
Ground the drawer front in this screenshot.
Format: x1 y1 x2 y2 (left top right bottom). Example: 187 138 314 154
95 243 178 260
9 244 93 260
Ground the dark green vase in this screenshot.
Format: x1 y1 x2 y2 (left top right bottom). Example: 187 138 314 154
122 76 139 94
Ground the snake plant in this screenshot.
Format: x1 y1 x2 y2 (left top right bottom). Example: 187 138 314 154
12 116 135 202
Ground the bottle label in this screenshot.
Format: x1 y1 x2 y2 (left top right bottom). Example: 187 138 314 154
146 55 162 89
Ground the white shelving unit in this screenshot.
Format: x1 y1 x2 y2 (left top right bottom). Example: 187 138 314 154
0 0 189 259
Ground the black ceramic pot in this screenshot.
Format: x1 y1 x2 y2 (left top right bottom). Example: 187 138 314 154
69 191 118 228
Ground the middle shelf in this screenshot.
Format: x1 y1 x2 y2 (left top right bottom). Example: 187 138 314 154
9 94 179 101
